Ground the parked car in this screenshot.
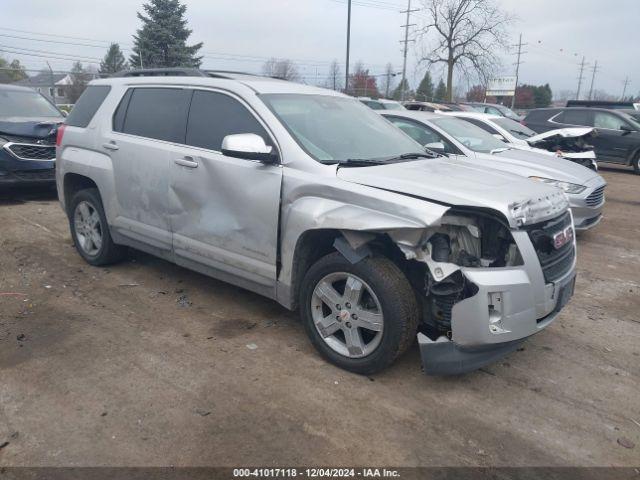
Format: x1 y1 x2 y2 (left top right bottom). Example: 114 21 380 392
57 69 576 376
358 97 405 111
565 100 640 123
404 101 468 112
461 102 523 121
0 84 63 187
447 111 599 171
523 107 640 173
381 110 606 231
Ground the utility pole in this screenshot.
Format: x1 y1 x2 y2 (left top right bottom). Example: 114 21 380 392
621 77 630 100
575 56 586 100
588 60 599 100
345 0 352 94
399 0 419 101
510 33 527 109
46 61 56 105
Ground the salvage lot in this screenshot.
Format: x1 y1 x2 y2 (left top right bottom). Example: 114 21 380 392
0 167 638 466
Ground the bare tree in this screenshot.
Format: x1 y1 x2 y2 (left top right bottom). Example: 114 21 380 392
418 0 512 101
262 58 300 81
325 60 342 91
380 63 396 99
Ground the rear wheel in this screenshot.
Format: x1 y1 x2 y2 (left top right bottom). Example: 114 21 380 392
632 152 640 174
69 188 126 266
300 252 418 375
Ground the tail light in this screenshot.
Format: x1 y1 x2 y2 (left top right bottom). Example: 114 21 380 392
55 124 66 147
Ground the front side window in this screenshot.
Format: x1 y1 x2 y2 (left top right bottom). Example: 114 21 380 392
593 112 629 130
493 117 537 139
0 89 62 118
430 117 508 153
261 94 422 163
118 88 191 143
185 90 271 151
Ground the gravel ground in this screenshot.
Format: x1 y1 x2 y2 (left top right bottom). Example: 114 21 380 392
0 166 638 467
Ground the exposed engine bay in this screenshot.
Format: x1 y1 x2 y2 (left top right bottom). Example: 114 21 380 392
394 212 523 339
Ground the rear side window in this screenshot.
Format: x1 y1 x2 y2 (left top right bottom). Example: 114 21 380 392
185 90 271 151
555 109 589 126
65 85 111 127
119 88 191 143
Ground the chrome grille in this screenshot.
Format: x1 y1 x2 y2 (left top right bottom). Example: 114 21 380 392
525 211 575 283
6 143 56 161
585 185 605 207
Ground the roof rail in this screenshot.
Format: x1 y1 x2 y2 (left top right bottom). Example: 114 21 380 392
111 68 209 78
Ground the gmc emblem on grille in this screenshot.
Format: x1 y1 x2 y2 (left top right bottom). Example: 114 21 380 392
553 226 574 250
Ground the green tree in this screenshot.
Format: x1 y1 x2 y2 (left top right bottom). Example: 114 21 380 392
68 62 91 103
130 0 203 69
392 78 411 100
0 57 28 83
532 83 552 108
100 43 128 75
415 71 434 101
434 78 448 101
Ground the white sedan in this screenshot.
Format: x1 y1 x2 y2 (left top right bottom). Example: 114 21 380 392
445 111 598 171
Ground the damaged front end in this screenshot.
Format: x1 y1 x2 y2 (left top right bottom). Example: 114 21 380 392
341 205 576 375
527 128 598 171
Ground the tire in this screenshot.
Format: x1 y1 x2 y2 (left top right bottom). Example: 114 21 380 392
632 152 640 174
68 188 126 266
299 252 419 375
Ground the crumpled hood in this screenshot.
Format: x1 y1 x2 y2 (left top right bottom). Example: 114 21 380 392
476 148 601 186
526 127 594 145
337 158 568 227
0 117 62 140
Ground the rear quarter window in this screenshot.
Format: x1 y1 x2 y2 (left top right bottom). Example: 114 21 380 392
65 85 111 128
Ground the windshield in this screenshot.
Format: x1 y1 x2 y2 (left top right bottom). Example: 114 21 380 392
493 117 537 139
431 116 508 153
0 89 62 118
262 94 423 163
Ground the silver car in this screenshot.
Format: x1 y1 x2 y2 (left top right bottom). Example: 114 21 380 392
56 70 576 376
381 110 606 231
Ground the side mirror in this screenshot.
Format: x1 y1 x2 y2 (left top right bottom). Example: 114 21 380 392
424 141 446 153
221 133 278 164
620 124 635 135
492 133 506 142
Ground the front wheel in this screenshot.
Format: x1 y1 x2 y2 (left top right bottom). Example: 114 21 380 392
632 152 640 174
299 252 418 375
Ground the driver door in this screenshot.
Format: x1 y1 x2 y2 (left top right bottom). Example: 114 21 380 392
168 89 283 297
590 111 636 164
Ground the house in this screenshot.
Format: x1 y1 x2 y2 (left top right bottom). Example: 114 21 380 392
13 72 74 105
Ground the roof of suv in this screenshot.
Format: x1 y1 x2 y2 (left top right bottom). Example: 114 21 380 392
92 69 341 97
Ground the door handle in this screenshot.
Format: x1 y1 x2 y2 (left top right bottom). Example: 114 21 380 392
174 156 199 168
102 141 119 151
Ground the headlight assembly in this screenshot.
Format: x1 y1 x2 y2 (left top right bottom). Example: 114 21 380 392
528 176 586 194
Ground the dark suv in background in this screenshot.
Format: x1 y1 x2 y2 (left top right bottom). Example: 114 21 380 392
524 107 640 173
0 84 63 187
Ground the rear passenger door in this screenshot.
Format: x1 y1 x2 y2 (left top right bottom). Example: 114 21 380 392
168 89 283 296
108 87 191 253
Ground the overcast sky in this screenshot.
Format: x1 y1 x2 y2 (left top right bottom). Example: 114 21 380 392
3 0 639 98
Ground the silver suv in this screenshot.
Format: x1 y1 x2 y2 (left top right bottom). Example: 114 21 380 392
56 69 576 375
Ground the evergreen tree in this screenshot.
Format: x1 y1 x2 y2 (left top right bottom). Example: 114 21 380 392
434 78 448 101
392 78 411 100
130 0 203 69
416 71 434 101
100 43 128 75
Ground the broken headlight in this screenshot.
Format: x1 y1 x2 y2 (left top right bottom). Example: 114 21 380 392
528 176 586 195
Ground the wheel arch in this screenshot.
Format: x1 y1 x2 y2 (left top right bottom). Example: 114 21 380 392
63 173 100 215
